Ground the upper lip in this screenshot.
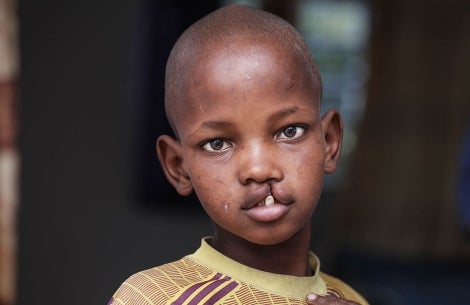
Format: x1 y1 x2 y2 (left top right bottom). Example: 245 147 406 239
242 185 270 210
241 184 293 209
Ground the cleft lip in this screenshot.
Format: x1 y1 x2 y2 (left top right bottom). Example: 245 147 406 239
242 185 270 210
270 186 294 206
242 185 293 209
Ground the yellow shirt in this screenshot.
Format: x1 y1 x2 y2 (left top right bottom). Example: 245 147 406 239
110 238 368 305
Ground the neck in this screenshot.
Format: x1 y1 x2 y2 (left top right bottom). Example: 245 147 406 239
210 224 312 277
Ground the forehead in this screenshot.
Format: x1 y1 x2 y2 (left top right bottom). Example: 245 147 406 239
170 41 318 127
177 39 312 102
202 42 299 88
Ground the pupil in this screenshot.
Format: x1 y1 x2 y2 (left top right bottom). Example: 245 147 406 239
284 126 296 137
210 139 224 150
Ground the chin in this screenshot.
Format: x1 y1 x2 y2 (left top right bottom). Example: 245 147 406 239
245 232 296 246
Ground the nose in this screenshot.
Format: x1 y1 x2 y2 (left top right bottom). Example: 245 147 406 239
237 140 283 185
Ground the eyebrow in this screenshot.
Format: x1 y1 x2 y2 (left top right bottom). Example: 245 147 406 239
200 120 235 130
268 106 314 121
270 106 299 119
187 121 236 139
194 106 313 134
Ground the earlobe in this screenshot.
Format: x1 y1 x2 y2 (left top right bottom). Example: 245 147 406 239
156 135 193 196
320 110 343 174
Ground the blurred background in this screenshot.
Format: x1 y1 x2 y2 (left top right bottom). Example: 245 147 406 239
0 0 469 304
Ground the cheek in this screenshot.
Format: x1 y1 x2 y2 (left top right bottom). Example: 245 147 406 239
294 146 325 174
292 149 325 197
187 157 233 210
191 162 229 190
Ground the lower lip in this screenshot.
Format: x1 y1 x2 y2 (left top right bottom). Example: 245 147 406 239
244 203 290 222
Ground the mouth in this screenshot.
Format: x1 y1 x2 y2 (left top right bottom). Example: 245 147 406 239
242 186 272 210
243 185 293 211
243 191 292 223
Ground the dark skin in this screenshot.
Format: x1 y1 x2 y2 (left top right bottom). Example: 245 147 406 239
306 293 360 305
212 223 312 276
158 5 361 305
159 42 337 272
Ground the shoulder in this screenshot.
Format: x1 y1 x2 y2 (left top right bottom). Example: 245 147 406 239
320 272 369 305
108 256 217 305
109 258 189 305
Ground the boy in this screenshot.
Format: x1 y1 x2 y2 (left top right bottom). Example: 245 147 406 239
110 5 368 305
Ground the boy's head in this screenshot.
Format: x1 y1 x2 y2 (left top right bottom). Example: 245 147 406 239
164 4 322 137
157 5 342 246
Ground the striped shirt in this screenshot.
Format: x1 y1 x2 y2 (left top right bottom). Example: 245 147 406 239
109 238 368 305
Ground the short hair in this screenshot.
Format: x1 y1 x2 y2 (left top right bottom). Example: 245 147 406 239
165 4 322 136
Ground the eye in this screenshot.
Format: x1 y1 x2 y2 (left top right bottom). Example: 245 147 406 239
202 139 231 152
277 126 306 140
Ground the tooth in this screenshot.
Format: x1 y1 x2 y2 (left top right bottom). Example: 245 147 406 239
265 195 274 206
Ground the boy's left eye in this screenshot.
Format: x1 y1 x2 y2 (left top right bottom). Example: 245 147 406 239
277 126 306 140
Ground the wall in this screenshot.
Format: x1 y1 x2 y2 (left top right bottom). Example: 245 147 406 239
17 1 213 304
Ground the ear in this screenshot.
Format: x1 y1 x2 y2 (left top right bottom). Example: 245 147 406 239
156 135 193 196
320 110 343 174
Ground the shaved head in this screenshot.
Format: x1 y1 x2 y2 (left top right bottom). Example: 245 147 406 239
165 4 322 136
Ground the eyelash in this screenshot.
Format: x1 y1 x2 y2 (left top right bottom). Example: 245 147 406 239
200 125 308 153
276 125 307 140
201 138 232 153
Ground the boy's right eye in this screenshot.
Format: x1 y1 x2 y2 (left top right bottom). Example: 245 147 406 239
202 139 230 152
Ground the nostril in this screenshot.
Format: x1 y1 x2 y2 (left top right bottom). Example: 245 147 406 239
237 144 284 184
239 166 284 185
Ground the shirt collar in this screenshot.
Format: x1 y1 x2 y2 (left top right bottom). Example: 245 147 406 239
187 237 327 298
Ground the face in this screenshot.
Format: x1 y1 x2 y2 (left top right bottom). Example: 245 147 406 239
161 43 338 246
